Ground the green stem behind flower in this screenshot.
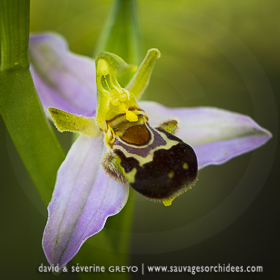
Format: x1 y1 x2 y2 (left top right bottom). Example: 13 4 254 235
0 0 65 205
0 0 29 69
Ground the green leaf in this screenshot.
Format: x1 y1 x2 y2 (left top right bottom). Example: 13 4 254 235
0 0 65 205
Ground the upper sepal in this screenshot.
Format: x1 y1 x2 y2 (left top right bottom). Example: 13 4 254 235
29 33 97 118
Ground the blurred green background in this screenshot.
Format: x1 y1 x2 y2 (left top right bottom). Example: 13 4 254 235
1 0 279 279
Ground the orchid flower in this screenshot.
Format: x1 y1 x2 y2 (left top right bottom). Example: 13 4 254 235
29 33 271 269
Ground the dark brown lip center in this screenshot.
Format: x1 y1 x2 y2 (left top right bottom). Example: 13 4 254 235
120 124 150 145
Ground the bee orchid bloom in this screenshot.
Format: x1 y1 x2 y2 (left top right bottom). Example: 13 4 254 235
29 33 271 269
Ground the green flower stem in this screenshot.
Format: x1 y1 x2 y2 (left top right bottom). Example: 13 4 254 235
0 0 65 205
0 0 29 69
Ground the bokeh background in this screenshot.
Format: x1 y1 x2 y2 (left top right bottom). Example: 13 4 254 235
1 0 279 279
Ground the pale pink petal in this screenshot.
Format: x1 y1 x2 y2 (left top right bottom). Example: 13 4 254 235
29 33 96 117
140 101 271 169
43 134 129 268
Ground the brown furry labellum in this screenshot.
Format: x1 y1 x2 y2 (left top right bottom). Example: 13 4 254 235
101 115 198 202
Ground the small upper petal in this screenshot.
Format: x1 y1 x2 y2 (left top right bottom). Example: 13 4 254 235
43 134 129 268
140 101 271 169
29 33 97 117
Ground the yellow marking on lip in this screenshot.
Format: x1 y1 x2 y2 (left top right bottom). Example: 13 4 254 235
168 170 174 178
125 168 137 183
183 162 189 170
163 197 175 206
